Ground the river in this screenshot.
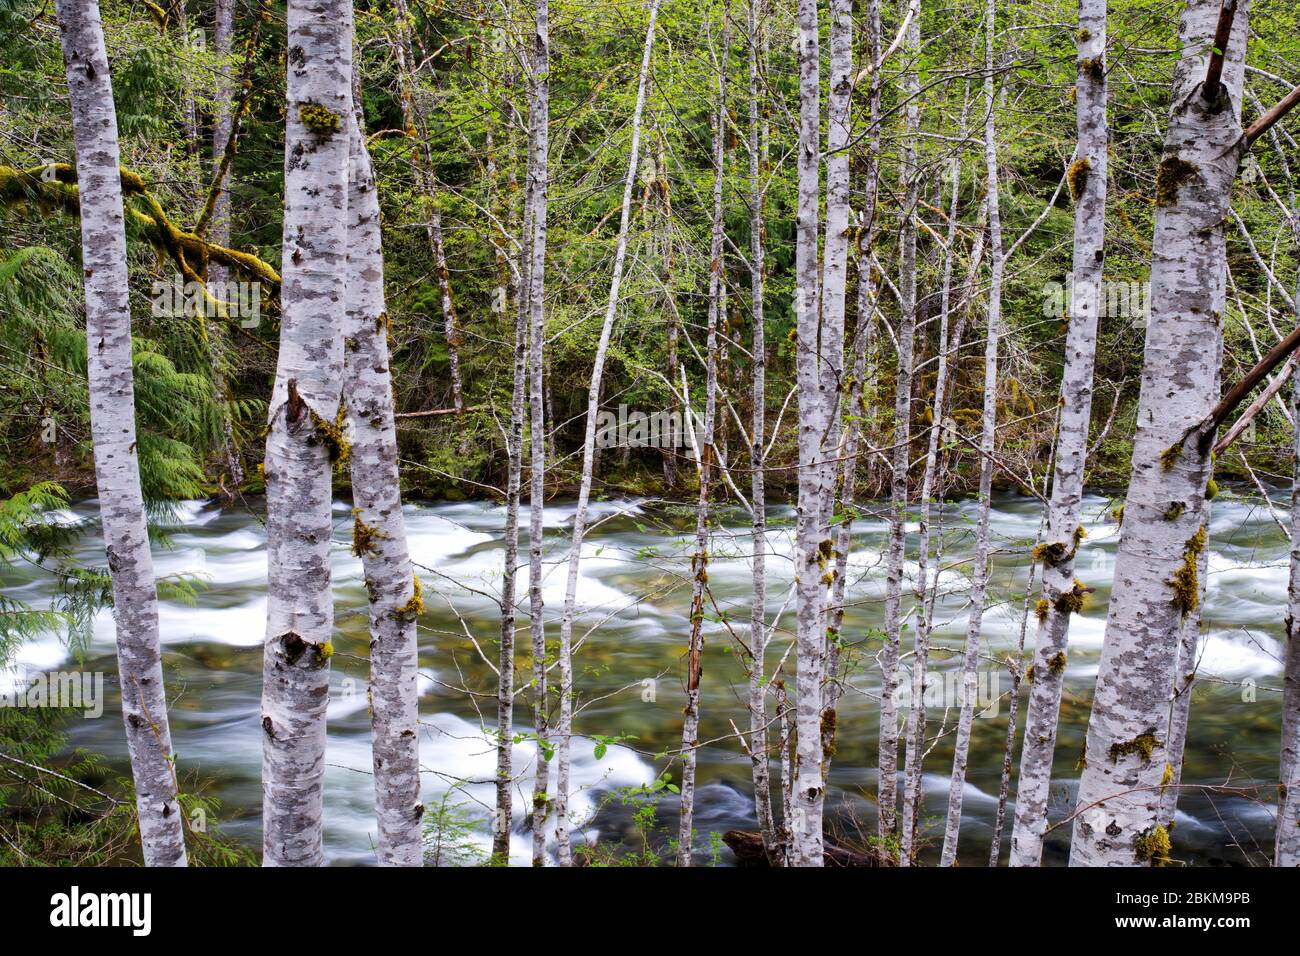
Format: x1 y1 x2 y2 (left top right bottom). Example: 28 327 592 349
1 489 1289 865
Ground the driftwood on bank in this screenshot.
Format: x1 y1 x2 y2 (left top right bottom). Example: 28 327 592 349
722 830 895 867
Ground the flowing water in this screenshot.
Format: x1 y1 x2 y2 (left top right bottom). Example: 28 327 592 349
1 489 1290 866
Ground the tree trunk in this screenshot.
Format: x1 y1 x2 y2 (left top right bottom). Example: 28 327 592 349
1010 0 1109 868
745 0 777 864
494 87 529 865
677 8 726 866
790 0 828 868
892 0 921 858
881 0 921 846
260 0 352 867
1279 361 1300 866
55 0 188 868
904 88 970 867
207 0 243 492
342 108 422 866
554 0 661 866
1070 0 1248 867
815 0 853 793
525 0 552 867
940 1 1004 864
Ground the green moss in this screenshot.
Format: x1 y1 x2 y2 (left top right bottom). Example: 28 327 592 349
1109 731 1159 764
1134 824 1172 865
1032 541 1069 566
1079 56 1104 81
1205 477 1219 501
298 101 341 135
310 405 351 465
1170 525 1207 618
1161 762 1175 786
393 574 424 619
1035 598 1050 624
1047 651 1067 675
1155 155 1199 207
315 641 334 664
820 708 838 757
1025 664 1036 683
1067 156 1091 201
351 509 383 557
1077 27 1091 41
1054 579 1090 615
1113 504 1124 525
1159 440 1184 471
1162 501 1185 521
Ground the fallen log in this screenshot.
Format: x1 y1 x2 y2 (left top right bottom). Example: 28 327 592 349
722 829 895 867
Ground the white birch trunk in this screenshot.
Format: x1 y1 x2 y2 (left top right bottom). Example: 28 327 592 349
1069 0 1248 866
1279 362 1300 865
525 0 552 867
745 0 777 863
494 114 529 864
815 0 853 786
207 0 242 491
554 0 660 866
790 0 827 868
1009 0 1110 868
677 9 726 865
881 0 921 845
825 0 881 778
939 4 1004 863
903 91 969 865
1157 546 1208 829
55 0 188 868
342 112 422 866
260 0 352 867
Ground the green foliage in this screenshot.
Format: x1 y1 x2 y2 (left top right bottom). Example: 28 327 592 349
422 791 490 867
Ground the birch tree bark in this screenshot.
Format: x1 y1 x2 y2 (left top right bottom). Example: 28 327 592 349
824 3 881 754
939 0 1004 864
880 0 921 844
902 90 969 865
790 0 827 868
745 0 777 863
209 0 235 271
677 8 726 866
1275 243 1300 864
260 0 352 867
815 0 853 785
553 0 660 866
1157 548 1208 829
1010 0 1110 868
55 0 187 868
342 110 422 866
1279 363 1300 866
494 107 530 865
1069 0 1248 867
206 0 242 491
525 0 552 867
